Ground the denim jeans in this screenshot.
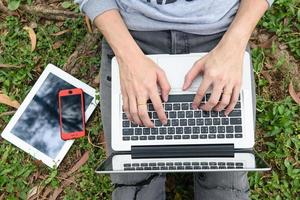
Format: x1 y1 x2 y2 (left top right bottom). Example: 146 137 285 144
99 30 252 200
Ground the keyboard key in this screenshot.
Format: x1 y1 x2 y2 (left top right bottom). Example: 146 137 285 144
124 167 135 171
140 136 147 140
189 103 193 110
194 111 201 117
149 163 156 166
173 103 181 110
148 136 156 140
164 119 171 126
175 162 182 166
196 119 204 125
192 127 200 134
159 127 167 134
201 162 208 165
226 134 234 138
185 166 193 169
228 110 241 117
148 104 154 111
123 129 134 135
200 135 208 139
230 118 242 125
183 135 190 139
144 167 152 170
183 162 191 165
174 135 181 139
172 119 179 126
131 136 138 140
202 166 209 169
143 128 150 135
169 111 177 118
178 111 185 118
211 166 218 169
211 111 218 117
132 163 139 167
213 118 221 125
205 93 211 100
124 163 131 167
166 162 174 166
177 166 184 170
153 112 158 119
203 111 210 117
135 128 143 135
158 162 165 166
169 166 176 170
209 126 217 133
218 126 225 133
182 103 189 110
165 135 173 140
122 113 128 120
235 134 243 138
157 135 164 140
191 135 198 139
209 162 217 165
148 112 152 119
180 119 187 126
234 102 241 108
221 118 229 125
168 127 175 134
219 111 226 117
236 162 243 167
217 134 225 138
184 127 192 134
208 134 216 139
235 126 243 132
151 128 159 135
188 119 196 126
205 118 212 125
176 127 183 134
165 104 172 110
226 126 234 133
141 163 148 167
192 162 199 165
123 121 130 127
218 162 226 166
152 167 159 170
131 122 138 127
155 120 162 126
186 111 193 118
194 166 201 169
201 127 208 133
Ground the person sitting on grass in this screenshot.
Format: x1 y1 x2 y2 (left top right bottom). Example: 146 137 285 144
75 0 273 199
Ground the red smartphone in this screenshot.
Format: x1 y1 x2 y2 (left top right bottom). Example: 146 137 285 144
58 88 85 140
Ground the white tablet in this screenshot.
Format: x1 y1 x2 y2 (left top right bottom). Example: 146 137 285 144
1 64 99 168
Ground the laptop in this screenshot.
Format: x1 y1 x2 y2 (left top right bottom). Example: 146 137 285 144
96 53 270 173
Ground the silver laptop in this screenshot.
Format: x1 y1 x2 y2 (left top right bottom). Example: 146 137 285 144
96 53 270 173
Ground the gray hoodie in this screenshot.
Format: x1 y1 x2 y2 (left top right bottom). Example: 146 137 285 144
75 0 273 35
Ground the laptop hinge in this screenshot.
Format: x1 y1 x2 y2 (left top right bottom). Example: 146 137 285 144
131 144 234 159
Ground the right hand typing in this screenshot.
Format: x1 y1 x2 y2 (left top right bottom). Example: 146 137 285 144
117 54 171 128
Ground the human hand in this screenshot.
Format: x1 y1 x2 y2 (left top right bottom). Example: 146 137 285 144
182 42 244 115
118 53 170 128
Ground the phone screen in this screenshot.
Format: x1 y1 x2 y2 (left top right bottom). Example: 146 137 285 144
61 94 83 133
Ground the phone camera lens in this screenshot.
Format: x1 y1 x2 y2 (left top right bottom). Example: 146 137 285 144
68 90 72 94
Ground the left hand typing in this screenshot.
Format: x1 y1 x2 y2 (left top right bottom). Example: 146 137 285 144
182 41 244 115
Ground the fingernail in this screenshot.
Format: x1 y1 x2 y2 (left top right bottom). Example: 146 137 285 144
164 95 169 102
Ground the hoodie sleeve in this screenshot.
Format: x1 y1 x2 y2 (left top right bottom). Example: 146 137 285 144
74 0 119 22
266 0 274 7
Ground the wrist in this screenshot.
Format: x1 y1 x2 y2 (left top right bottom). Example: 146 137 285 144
219 29 250 51
114 43 144 66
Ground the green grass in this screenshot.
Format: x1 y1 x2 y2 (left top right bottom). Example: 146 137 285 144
0 0 299 199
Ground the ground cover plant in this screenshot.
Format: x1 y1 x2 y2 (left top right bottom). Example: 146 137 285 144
0 0 299 199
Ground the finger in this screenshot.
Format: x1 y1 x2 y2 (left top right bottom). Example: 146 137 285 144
128 95 142 125
192 77 212 109
138 103 154 128
201 82 223 111
225 85 241 115
121 86 132 121
214 85 234 111
157 69 171 102
149 91 167 124
183 58 205 90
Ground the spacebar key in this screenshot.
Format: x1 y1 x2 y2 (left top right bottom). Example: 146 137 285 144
167 94 195 102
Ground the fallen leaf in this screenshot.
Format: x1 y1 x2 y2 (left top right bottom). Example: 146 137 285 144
261 71 273 83
0 93 20 109
259 35 276 49
65 151 89 177
0 193 4 200
50 177 75 200
0 64 22 68
27 186 38 200
0 111 16 117
23 26 37 52
85 15 93 33
289 82 300 104
51 29 71 36
52 40 64 49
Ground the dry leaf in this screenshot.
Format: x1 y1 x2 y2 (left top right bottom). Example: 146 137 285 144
0 193 4 200
52 41 64 49
259 35 276 49
51 29 71 36
0 93 20 109
27 186 38 200
0 64 22 68
23 26 37 52
50 177 75 200
85 15 93 33
0 111 16 117
289 82 300 104
261 71 273 83
65 151 89 177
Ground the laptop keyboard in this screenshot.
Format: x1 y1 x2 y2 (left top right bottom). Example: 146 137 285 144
122 94 243 141
123 161 244 171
